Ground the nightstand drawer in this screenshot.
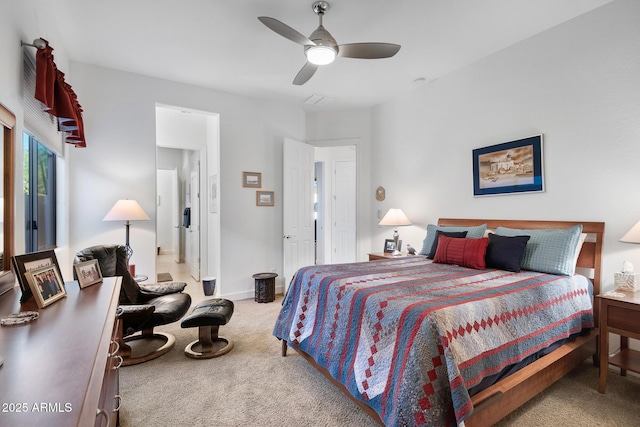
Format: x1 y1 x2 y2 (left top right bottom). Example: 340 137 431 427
607 304 640 336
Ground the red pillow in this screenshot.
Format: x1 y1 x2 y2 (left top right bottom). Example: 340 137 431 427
433 235 489 270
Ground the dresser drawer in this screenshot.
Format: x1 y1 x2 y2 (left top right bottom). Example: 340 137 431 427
607 304 640 336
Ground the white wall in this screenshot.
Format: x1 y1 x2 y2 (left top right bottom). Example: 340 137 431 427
366 0 640 292
66 63 305 298
3 6 304 299
1 2 75 266
305 0 640 292
4 0 638 301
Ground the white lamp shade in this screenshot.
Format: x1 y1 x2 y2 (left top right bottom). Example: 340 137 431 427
103 199 150 221
378 209 412 227
621 219 640 244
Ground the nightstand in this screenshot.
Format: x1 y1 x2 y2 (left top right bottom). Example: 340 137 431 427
368 253 411 261
596 290 640 393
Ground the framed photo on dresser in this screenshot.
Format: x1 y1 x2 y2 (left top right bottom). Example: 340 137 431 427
26 264 66 308
74 259 103 289
12 250 64 303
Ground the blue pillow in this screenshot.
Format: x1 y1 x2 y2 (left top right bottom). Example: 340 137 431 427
419 223 487 256
495 225 583 276
485 233 530 272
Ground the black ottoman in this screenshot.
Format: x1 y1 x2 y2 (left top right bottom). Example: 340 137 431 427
180 298 234 359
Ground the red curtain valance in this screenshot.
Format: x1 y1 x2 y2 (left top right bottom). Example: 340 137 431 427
34 39 86 148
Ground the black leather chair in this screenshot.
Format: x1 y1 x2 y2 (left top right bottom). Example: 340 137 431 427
74 244 192 366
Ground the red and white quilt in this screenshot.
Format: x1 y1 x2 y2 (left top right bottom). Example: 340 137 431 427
273 256 593 426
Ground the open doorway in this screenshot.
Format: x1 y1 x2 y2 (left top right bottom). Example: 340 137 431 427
314 145 357 265
283 138 358 289
155 104 219 286
156 167 179 263
156 147 200 281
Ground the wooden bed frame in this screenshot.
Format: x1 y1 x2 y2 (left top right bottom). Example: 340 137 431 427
281 218 605 426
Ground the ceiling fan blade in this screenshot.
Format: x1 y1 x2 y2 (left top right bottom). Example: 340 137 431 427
293 62 319 86
337 43 401 59
258 17 315 46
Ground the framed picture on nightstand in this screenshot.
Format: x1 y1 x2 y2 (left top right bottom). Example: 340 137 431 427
384 239 402 253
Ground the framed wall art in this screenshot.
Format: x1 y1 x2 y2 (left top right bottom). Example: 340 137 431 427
74 259 103 289
243 171 262 188
472 134 544 197
12 250 64 302
256 191 274 206
26 264 67 308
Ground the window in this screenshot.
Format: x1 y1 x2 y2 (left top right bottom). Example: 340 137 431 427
23 132 57 252
0 103 16 293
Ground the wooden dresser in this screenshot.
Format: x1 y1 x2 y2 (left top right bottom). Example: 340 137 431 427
0 277 122 427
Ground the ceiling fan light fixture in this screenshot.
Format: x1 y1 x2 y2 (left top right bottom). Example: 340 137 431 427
305 45 336 65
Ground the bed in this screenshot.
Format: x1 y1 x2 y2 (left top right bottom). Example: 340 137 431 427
274 218 604 426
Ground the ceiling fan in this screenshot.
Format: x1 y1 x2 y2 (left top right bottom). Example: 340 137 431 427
258 1 401 85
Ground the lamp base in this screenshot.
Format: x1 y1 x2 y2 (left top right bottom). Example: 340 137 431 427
392 229 401 256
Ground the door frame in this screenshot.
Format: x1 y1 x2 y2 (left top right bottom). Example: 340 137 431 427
311 138 362 262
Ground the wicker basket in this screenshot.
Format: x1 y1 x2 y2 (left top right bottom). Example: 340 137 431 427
253 273 277 303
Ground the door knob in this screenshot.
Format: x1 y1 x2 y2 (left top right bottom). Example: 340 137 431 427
283 235 295 239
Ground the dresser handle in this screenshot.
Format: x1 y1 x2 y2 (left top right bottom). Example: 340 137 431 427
96 408 110 424
113 394 122 412
108 340 120 357
113 355 123 370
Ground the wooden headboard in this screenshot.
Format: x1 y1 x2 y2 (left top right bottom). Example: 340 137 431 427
437 218 605 296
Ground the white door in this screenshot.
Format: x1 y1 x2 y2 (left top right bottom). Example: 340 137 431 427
283 138 315 291
190 164 200 281
331 160 356 264
171 170 180 264
156 168 180 262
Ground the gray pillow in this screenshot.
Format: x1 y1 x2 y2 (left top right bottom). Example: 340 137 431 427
419 223 487 256
495 224 583 276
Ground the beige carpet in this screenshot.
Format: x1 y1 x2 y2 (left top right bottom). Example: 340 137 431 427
119 297 640 427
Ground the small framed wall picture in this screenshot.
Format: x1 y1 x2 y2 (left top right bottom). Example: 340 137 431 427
256 191 274 206
74 259 103 289
26 264 67 308
242 171 262 188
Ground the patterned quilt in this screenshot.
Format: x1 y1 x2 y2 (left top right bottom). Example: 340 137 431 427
273 256 594 426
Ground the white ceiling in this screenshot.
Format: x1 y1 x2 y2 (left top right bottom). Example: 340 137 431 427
26 0 613 111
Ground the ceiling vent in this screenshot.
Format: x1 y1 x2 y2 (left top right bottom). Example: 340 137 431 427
304 94 333 107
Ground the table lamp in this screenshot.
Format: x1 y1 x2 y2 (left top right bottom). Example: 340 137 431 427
378 208 412 256
617 219 640 292
103 199 150 260
620 219 640 244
